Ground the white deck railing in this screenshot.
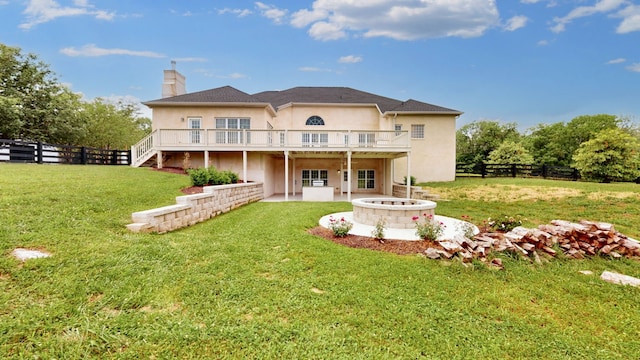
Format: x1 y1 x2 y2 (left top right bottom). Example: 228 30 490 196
131 129 409 166
154 129 409 149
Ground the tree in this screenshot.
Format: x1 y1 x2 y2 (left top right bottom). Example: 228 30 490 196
456 120 520 164
522 114 626 166
0 43 82 142
487 141 534 164
572 128 640 183
78 98 151 149
523 122 570 166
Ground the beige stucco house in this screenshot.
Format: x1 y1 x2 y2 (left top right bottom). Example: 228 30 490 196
132 66 462 200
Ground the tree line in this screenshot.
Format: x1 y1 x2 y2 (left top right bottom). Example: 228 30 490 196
456 115 640 183
0 43 150 149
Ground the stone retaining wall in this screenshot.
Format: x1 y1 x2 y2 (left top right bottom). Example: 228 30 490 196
392 184 421 198
126 182 263 233
392 184 440 201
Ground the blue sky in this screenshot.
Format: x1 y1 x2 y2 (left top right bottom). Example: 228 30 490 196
1 0 639 130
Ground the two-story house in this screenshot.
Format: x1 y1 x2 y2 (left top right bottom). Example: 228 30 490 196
132 65 462 200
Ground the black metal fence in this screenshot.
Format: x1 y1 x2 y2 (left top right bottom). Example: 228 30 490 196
456 163 580 181
0 139 131 165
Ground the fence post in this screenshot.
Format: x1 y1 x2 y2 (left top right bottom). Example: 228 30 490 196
542 164 548 179
81 147 87 165
481 163 486 178
511 164 517 178
37 141 43 164
572 168 579 181
111 149 118 165
127 150 132 165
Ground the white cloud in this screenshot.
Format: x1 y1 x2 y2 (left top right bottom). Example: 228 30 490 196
607 58 626 64
551 0 627 33
338 55 362 64
193 69 248 79
0 1 10 5
172 57 208 63
291 8 327 28
299 66 332 72
615 4 640 33
19 0 115 30
626 63 640 72
504 15 528 31
521 0 558 5
60 44 165 58
218 8 253 17
255 2 288 25
309 21 346 40
291 0 500 41
537 39 550 46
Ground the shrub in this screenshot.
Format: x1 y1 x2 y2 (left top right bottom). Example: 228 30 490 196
328 216 353 237
413 213 444 241
187 168 210 186
223 170 239 184
403 176 417 186
210 169 231 185
487 215 524 232
371 218 386 241
457 215 476 239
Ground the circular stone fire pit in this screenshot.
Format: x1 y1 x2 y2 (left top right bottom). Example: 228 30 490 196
351 198 437 229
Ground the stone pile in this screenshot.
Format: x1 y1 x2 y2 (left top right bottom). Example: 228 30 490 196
425 220 640 265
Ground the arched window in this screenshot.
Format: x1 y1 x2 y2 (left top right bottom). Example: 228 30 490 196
305 115 325 125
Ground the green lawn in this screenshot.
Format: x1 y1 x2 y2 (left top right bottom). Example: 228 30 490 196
1 163 639 359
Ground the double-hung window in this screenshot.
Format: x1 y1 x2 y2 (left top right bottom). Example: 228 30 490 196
301 169 328 186
216 118 250 144
395 124 403 136
357 170 375 189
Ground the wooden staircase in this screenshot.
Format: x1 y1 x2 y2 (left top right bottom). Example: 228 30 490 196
130 130 157 167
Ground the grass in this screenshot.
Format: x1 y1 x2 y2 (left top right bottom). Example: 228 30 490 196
1 163 639 359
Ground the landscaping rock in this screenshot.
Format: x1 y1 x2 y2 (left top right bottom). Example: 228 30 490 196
12 248 50 261
600 271 640 287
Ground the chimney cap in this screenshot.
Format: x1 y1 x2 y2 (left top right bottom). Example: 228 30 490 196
171 60 176 70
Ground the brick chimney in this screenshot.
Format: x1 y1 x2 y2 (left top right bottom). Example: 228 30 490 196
162 60 186 98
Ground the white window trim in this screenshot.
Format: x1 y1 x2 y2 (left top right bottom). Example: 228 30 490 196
411 124 425 139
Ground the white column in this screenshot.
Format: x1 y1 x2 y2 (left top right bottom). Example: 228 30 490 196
157 150 163 169
284 151 289 202
347 151 352 202
406 151 411 199
242 150 247 184
292 157 296 196
204 151 209 169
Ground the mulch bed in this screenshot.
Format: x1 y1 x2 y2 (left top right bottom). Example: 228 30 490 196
151 167 204 194
308 226 436 255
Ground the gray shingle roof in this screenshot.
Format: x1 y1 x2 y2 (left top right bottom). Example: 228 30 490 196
145 86 260 104
144 86 462 114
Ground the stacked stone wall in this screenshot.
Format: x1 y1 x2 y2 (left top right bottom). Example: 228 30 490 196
127 183 263 233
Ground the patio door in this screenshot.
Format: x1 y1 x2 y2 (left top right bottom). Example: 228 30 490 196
188 118 201 144
342 170 349 193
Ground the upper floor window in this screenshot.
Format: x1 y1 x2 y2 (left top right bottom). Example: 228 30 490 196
395 124 402 136
305 116 325 126
215 118 250 144
411 124 425 139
